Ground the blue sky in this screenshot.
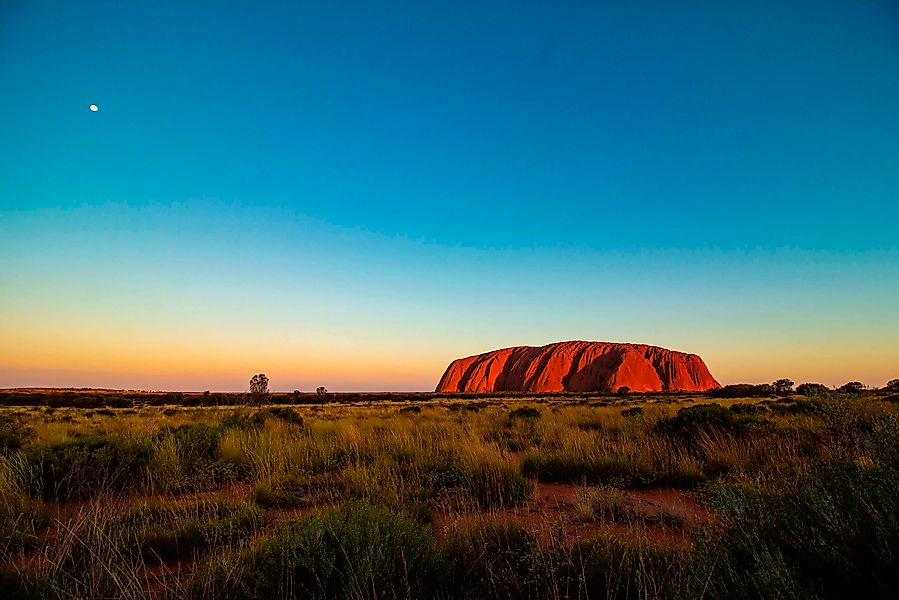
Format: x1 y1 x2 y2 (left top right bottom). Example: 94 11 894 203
1 1 898 390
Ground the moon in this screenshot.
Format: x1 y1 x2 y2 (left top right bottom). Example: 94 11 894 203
89 104 99 112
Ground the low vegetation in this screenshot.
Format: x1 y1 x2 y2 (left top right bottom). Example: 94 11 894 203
0 388 896 598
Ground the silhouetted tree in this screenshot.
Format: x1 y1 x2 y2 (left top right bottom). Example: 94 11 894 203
885 379 899 392
796 383 829 397
250 373 269 394
773 378 794 395
249 373 270 405
838 381 865 394
316 386 327 395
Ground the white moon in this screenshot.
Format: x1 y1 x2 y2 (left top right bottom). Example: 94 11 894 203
89 104 99 112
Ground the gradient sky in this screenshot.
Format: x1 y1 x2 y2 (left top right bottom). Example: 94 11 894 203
2 1 898 391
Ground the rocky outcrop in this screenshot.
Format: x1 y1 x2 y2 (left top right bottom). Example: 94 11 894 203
436 341 719 393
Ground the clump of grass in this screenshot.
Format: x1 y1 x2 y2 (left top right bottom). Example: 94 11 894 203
458 452 534 510
221 407 304 430
252 473 341 509
148 424 241 492
23 435 151 499
570 532 692 599
0 414 33 453
443 517 546 599
239 500 450 599
509 406 541 421
693 416 899 599
117 499 261 563
655 403 766 438
574 485 635 522
0 453 48 553
521 438 705 489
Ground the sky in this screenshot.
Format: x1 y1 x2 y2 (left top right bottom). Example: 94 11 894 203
1 0 898 391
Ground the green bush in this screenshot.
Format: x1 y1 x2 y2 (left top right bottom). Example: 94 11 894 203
509 406 541 420
693 418 899 599
220 407 305 430
571 534 690 600
23 436 151 499
796 383 830 397
444 519 547 599
710 384 773 398
460 459 533 509
252 474 340 509
0 415 32 453
118 500 261 562
150 424 239 491
655 403 764 438
242 501 450 599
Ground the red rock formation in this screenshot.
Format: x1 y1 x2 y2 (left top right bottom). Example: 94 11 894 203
436 341 719 393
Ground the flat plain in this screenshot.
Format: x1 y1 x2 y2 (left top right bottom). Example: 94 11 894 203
0 388 897 599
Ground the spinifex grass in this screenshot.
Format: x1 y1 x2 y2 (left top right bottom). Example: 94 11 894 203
0 392 895 598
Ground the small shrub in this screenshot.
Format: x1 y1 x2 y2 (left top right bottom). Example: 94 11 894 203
399 405 422 414
711 384 773 398
23 436 151 499
242 501 450 599
571 534 689 599
460 456 533 509
221 407 305 430
444 518 544 599
772 378 794 395
119 500 262 562
252 474 340 509
729 402 767 415
796 382 830 397
509 406 541 420
621 406 643 417
655 403 764 437
149 424 238 492
838 381 865 394
0 415 32 453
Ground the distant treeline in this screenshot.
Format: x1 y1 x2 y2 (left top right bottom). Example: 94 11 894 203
0 389 704 408
1 384 894 408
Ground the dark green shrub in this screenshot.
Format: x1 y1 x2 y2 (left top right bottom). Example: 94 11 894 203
119 500 261 562
571 534 689 600
0 414 32 452
242 501 450 599
509 406 541 420
461 459 533 509
711 384 773 398
151 424 242 491
694 419 899 599
770 399 820 415
156 423 221 465
520 450 703 488
23 436 151 499
621 406 643 417
221 407 304 430
796 382 830 397
655 403 764 437
729 402 767 415
838 381 865 394
255 407 304 425
772 378 794 395
252 475 341 509
444 519 547 599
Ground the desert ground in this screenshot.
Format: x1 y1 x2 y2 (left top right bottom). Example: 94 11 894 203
0 387 897 599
